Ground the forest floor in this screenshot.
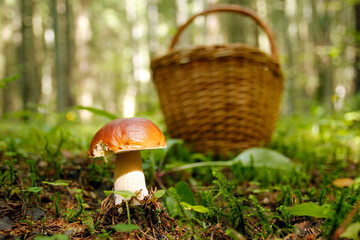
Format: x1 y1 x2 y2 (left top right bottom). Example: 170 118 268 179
0 111 359 239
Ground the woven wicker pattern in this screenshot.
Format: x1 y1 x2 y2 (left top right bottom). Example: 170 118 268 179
151 5 284 155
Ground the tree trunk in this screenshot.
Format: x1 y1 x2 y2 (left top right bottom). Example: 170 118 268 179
354 4 360 94
219 0 255 45
175 0 190 46
19 0 41 111
2 44 20 114
147 0 159 58
282 0 297 114
65 0 75 102
311 0 333 110
1 1 20 115
52 0 74 111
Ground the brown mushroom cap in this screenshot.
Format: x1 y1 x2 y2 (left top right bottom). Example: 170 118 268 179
88 117 166 157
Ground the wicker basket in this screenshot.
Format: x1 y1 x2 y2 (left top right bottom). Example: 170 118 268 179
151 5 284 156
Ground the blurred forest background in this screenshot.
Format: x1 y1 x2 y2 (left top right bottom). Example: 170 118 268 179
0 0 360 121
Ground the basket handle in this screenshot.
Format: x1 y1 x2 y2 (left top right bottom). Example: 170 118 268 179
169 4 279 61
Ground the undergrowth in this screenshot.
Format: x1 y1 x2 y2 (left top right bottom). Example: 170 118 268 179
0 108 359 239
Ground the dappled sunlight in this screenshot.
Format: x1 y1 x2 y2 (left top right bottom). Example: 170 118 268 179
123 85 137 118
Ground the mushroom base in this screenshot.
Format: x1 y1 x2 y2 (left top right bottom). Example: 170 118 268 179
114 151 149 205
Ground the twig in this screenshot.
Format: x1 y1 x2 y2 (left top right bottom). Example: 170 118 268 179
137 227 157 240
210 225 220 240
331 198 360 240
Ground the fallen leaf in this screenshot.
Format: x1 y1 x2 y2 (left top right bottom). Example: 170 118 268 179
340 222 360 240
332 178 354 188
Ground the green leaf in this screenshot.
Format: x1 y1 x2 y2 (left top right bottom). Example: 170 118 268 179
165 193 177 216
158 139 184 167
340 222 360 240
153 190 166 199
164 139 183 153
353 177 360 191
288 202 334 218
190 153 210 162
232 147 293 171
113 223 139 232
75 106 118 120
180 202 209 213
103 191 112 196
175 181 195 205
72 188 82 194
21 187 43 193
42 180 71 186
1 74 20 83
104 190 136 200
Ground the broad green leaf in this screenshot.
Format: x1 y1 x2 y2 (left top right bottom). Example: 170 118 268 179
113 223 139 232
153 190 166 199
340 222 360 240
165 193 177 216
175 181 195 205
21 187 43 193
165 188 195 218
75 106 118 120
104 190 136 200
180 202 209 213
232 147 293 171
42 180 71 186
288 202 334 218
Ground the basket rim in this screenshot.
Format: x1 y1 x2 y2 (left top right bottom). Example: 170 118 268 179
151 43 281 70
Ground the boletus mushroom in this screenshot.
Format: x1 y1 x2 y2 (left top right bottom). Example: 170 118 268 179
88 117 166 205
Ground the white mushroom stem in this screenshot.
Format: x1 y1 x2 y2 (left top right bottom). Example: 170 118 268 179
114 151 148 205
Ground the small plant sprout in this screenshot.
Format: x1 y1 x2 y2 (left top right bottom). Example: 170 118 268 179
105 190 140 233
21 186 43 203
88 118 167 205
105 190 135 221
42 180 72 217
153 189 166 199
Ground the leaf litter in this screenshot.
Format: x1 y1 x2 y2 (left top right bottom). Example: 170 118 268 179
0 161 230 239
